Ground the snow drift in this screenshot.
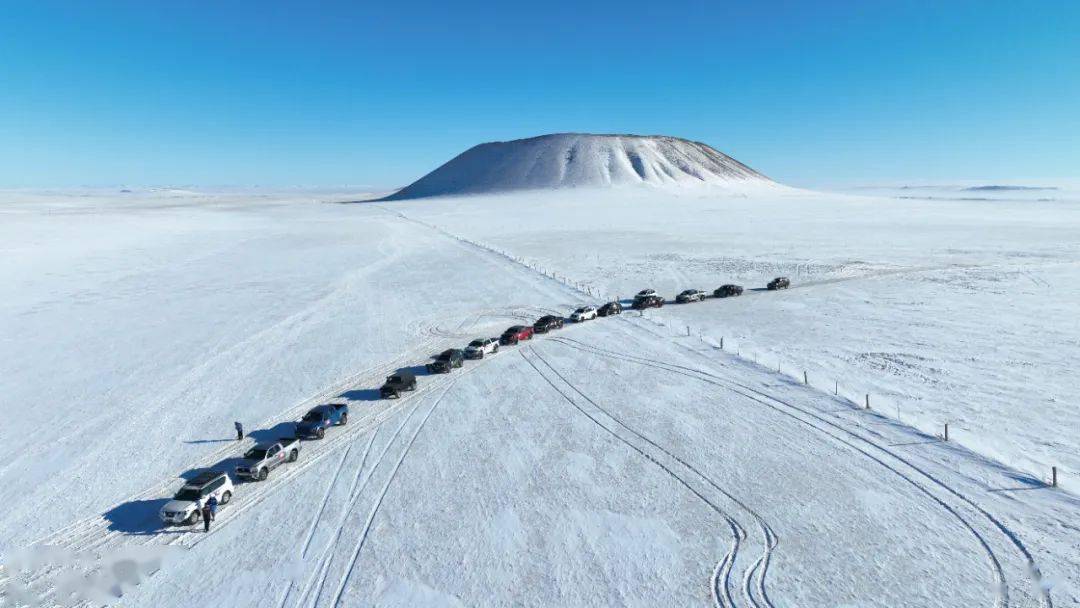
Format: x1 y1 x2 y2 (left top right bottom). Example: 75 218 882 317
386 133 775 199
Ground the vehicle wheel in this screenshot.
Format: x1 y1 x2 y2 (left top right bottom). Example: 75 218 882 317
288 449 298 462
316 427 325 439
186 510 199 525
408 384 416 391
258 468 269 481
221 491 232 504
340 413 348 425
493 345 499 352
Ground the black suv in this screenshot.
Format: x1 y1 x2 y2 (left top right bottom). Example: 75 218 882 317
426 349 463 374
598 301 622 317
380 371 417 398
533 315 564 333
767 277 791 290
632 294 664 309
714 284 744 298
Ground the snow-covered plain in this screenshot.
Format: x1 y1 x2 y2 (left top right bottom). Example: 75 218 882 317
1 186 1079 607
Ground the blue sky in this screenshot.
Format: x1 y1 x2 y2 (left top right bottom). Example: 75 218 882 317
0 1 1076 188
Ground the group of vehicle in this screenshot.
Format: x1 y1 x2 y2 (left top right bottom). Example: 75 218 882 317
631 277 788 309
159 404 349 525
160 276 792 526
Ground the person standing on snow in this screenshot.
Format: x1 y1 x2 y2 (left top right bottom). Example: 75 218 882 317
206 495 218 519
234 421 244 441
201 501 214 533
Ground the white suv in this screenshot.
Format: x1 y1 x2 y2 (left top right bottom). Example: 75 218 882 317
464 337 499 359
570 306 597 322
160 471 234 525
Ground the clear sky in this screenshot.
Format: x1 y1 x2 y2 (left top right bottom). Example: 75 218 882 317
1 1 1076 188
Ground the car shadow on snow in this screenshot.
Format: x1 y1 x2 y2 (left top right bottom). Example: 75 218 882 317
339 364 438 401
338 388 380 401
248 421 298 444
103 499 173 534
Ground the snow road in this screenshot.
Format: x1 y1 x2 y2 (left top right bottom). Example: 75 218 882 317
2 188 1079 607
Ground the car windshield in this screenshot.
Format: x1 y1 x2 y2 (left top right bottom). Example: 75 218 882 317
468 340 483 347
245 448 268 460
174 488 201 502
575 308 585 313
302 411 322 421
437 351 453 360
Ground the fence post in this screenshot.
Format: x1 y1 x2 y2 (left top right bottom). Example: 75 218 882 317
720 337 724 350
834 380 838 395
944 423 949 442
803 371 808 385
687 325 691 337
865 394 871 409
1052 466 1058 487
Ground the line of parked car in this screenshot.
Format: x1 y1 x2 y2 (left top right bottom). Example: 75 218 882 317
159 276 792 525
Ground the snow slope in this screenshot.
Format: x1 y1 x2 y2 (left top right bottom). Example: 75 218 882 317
386 133 775 199
2 187 1079 607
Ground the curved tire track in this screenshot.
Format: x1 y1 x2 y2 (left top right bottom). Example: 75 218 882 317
520 346 747 608
551 334 1052 608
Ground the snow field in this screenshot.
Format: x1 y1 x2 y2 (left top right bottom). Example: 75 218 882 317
3 188 1079 607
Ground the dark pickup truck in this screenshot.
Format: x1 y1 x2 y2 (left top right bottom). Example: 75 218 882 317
767 277 791 290
533 315 564 333
632 294 665 309
714 284 744 298
296 403 349 439
427 349 464 373
380 371 417 399
598 301 622 316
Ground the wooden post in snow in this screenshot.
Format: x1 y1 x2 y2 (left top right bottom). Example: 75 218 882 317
803 371 808 385
944 423 949 442
1052 466 1058 487
865 394 871 410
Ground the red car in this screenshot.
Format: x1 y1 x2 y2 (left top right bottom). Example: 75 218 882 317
500 325 534 345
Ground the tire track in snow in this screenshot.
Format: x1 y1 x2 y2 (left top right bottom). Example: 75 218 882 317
519 346 743 608
526 343 780 608
621 313 1055 608
275 428 377 608
10 346 455 606
326 379 458 608
551 334 1035 608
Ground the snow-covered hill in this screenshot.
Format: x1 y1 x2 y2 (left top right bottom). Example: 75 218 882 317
387 133 775 199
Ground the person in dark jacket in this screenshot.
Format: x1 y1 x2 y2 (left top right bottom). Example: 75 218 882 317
201 502 213 532
206 495 219 518
234 421 244 441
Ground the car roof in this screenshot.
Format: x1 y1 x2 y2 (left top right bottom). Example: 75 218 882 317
186 471 226 487
391 370 416 380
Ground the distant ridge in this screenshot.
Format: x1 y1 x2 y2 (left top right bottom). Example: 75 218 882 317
385 133 775 200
